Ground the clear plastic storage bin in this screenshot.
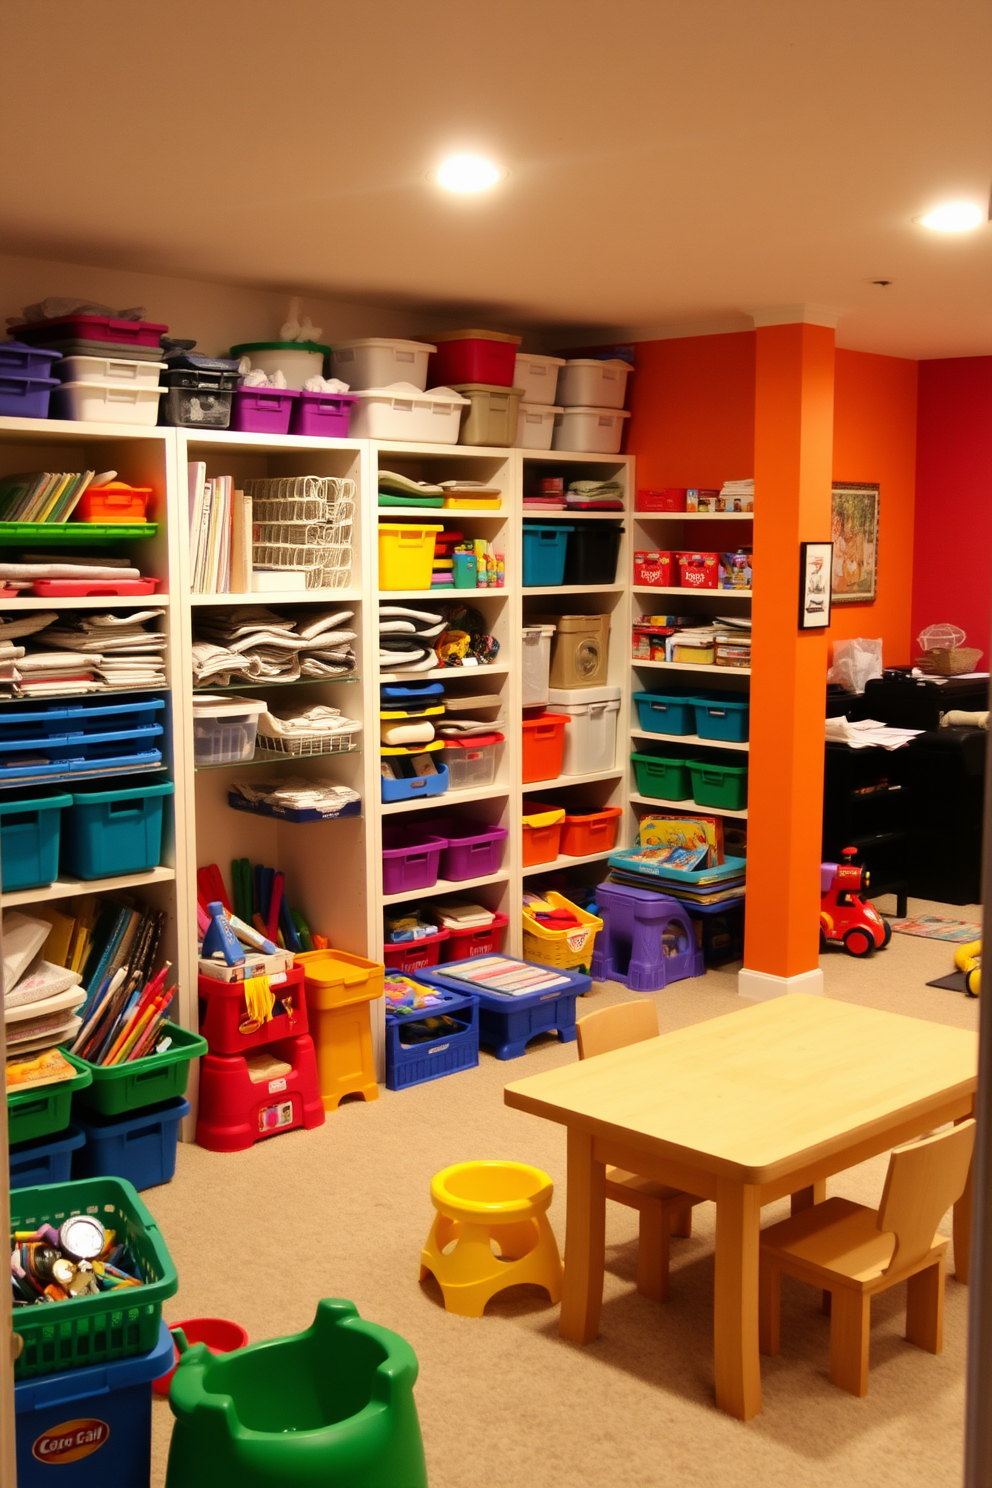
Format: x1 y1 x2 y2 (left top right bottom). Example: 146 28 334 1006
443 733 503 789
192 696 267 766
521 624 555 707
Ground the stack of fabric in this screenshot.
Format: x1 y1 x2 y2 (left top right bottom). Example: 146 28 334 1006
0 609 165 696
377 471 444 509
3 909 86 1060
191 605 356 688
379 602 500 674
0 556 146 594
256 703 362 749
565 479 624 511
718 478 754 512
430 528 460 589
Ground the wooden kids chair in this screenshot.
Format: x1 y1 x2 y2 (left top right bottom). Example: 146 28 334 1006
759 1119 976 1396
575 999 703 1302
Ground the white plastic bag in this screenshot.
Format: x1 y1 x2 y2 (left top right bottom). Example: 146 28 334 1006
827 637 883 694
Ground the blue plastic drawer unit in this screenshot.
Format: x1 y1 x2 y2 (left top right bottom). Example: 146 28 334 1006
385 988 479 1090
73 1097 190 1191
416 957 591 1060
0 698 165 784
62 780 174 879
0 791 72 891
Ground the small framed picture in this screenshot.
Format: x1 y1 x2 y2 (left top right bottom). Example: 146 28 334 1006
799 541 833 629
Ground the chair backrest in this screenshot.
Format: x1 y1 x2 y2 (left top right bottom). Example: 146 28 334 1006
576 999 659 1060
878 1119 976 1275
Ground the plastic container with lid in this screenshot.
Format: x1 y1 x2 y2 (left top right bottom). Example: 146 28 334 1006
522 522 573 586
442 733 503 790
521 801 565 866
381 825 447 895
191 695 267 765
537 612 611 688
378 522 444 590
161 382 234 429
547 684 621 774
0 374 60 419
513 351 564 405
552 406 630 454
229 386 299 434
229 340 330 389
557 358 633 409
329 338 435 392
516 403 561 449
564 522 624 585
348 386 468 444
50 381 165 426
557 804 623 857
452 383 525 447
16 314 168 348
521 712 569 783
290 390 356 437
54 353 166 387
521 624 555 707
428 330 522 388
76 480 152 523
0 340 62 375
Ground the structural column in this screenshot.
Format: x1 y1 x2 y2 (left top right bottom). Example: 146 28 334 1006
739 315 835 999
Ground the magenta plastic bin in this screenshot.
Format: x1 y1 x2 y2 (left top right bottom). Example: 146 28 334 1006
0 375 59 418
429 818 508 882
229 386 299 434
382 826 448 895
17 315 168 348
290 391 357 437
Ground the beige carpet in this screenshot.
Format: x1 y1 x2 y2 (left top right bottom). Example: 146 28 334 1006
147 895 980 1487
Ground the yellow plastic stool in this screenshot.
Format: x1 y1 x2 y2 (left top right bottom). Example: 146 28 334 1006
420 1161 563 1318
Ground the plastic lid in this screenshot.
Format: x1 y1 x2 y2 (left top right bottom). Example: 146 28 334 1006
192 694 267 716
353 385 470 405
515 352 565 366
557 406 630 417
442 732 504 748
548 685 621 704
562 359 633 371
522 624 556 637
378 522 444 532
448 383 526 395
55 380 165 394
331 337 436 353
229 340 330 356
431 329 522 344
87 480 153 496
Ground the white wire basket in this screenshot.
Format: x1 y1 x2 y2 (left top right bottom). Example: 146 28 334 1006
247 478 356 589
252 496 326 523
255 729 360 756
254 520 329 545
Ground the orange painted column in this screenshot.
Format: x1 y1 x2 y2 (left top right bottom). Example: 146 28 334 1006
740 322 835 998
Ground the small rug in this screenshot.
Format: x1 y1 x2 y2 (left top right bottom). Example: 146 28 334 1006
889 914 981 943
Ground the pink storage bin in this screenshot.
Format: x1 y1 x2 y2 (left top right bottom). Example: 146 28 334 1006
17 315 168 348
230 386 300 434
290 391 357 438
430 819 508 881
382 826 448 895
383 927 450 974
428 330 521 389
441 911 510 962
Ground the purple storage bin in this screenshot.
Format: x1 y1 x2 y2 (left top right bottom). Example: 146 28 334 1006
430 818 508 882
229 386 300 434
290 391 357 437
382 825 448 895
0 341 62 375
0 374 60 418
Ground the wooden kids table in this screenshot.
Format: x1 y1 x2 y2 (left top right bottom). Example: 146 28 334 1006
504 994 977 1420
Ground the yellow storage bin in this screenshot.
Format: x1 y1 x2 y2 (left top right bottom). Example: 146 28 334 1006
522 890 603 972
378 522 444 590
295 949 384 1111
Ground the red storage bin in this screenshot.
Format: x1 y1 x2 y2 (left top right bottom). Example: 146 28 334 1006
521 712 569 784
559 805 623 857
382 927 450 974
18 315 168 348
198 965 308 1056
675 551 720 589
428 330 521 388
75 481 152 523
636 488 687 512
633 550 673 586
441 911 510 962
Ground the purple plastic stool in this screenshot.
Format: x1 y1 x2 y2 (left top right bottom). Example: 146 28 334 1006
590 882 705 991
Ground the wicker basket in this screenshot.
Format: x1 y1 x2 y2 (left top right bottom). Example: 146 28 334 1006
915 647 984 676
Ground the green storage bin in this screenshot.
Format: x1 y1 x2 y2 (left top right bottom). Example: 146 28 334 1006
74 1022 207 1117
7 1051 92 1145
688 758 749 810
10 1175 178 1379
630 752 693 802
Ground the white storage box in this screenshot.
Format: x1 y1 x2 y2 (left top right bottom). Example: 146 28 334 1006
192 695 267 765
233 344 327 389
557 358 633 410
552 406 630 455
50 381 166 426
521 624 556 708
513 352 564 405
516 404 561 450
348 386 469 444
330 338 436 392
548 685 621 775
55 355 167 388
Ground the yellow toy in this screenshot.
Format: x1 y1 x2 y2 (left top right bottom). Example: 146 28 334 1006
955 940 981 996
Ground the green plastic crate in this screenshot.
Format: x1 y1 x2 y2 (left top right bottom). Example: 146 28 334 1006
630 752 693 802
0 522 158 544
73 1022 207 1117
10 1175 178 1379
7 1051 93 1146
688 758 749 810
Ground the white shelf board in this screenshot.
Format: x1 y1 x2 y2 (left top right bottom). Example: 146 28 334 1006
632 659 751 676
629 729 749 752
0 594 170 610
522 510 626 520
633 586 752 598
522 450 633 466
191 588 361 605
524 768 624 792
1 864 176 909
375 441 513 460
523 583 624 596
183 429 363 453
381 783 509 814
0 417 171 443
634 511 753 521
382 869 509 905
378 588 510 601
377 507 505 518
378 663 510 683
629 791 748 819
521 848 615 876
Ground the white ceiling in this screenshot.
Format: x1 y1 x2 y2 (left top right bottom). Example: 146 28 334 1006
2 0 990 359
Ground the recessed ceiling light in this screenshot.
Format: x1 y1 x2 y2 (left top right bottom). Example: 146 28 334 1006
434 154 504 193
917 201 984 232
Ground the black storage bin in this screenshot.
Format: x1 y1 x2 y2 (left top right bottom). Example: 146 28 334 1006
904 727 986 905
860 673 990 730
563 522 624 585
159 369 241 430
822 741 911 915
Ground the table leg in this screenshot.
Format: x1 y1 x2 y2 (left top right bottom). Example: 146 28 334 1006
791 1181 827 1216
954 1117 973 1284
559 1126 606 1345
714 1178 763 1421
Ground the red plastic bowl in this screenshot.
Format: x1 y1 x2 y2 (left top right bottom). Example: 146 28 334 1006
152 1316 248 1395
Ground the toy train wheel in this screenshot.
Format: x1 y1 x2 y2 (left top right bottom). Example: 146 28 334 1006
882 921 892 947
844 928 875 958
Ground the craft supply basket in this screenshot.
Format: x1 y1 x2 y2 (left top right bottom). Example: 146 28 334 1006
521 890 603 971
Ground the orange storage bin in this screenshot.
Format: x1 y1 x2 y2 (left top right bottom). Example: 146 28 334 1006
75 480 152 523
521 800 565 867
521 712 569 784
559 805 623 857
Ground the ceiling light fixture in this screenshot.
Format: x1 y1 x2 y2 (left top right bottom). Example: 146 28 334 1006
917 201 984 232
434 154 504 193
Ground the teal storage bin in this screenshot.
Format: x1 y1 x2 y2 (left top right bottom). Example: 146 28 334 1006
0 791 72 891
522 523 574 587
688 758 749 810
632 692 697 737
62 780 174 880
693 697 750 743
630 752 693 801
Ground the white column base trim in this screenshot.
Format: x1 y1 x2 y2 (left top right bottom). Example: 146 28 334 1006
737 967 825 1001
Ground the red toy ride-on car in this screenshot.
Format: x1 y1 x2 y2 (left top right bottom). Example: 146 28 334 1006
820 847 891 957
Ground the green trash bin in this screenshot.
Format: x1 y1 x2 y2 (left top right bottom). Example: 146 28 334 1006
166 1298 428 1488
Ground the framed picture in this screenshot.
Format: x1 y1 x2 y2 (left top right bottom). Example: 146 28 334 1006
831 482 879 603
799 541 833 628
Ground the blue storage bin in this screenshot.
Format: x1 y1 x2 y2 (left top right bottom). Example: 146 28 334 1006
0 791 73 891
417 957 591 1060
73 1096 190 1191
0 726 164 784
385 987 479 1090
693 696 750 743
522 523 574 587
632 692 698 736
0 373 60 418
62 780 174 880
9 1124 86 1190
379 681 445 705
380 760 449 804
0 697 163 739
14 1320 173 1488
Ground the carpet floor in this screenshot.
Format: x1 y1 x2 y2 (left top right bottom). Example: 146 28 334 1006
148 894 981 1487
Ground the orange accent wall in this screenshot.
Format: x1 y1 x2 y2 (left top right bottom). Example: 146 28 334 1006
624 331 756 485
830 349 919 666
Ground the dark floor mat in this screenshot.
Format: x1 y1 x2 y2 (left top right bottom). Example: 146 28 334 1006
926 971 969 991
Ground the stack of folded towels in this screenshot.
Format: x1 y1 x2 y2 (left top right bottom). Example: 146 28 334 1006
0 608 166 696
192 606 356 688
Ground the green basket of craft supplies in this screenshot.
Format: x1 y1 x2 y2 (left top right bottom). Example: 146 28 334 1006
7 1050 93 1146
73 1022 207 1117
0 522 158 544
687 758 749 811
10 1175 178 1379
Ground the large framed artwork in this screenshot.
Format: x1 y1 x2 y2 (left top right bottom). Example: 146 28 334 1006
831 482 879 604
